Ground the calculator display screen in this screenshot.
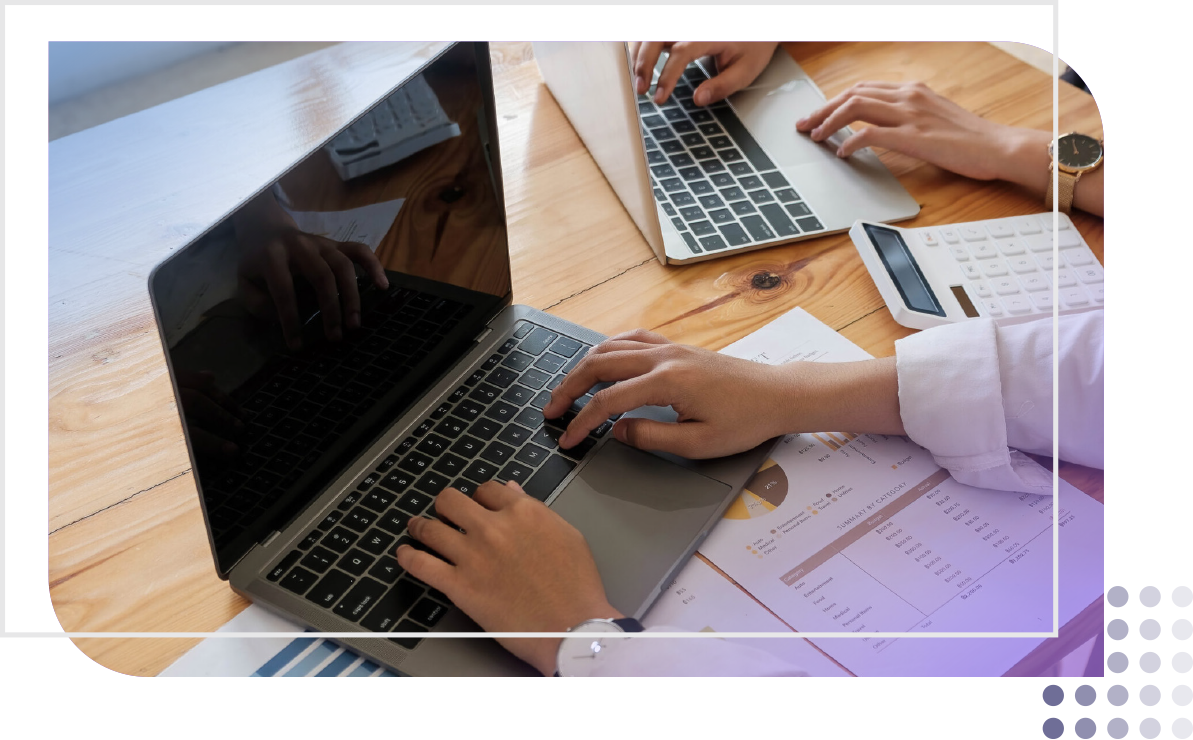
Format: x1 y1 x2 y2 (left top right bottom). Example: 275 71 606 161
863 224 945 317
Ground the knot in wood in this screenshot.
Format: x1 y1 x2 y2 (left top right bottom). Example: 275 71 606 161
751 271 782 290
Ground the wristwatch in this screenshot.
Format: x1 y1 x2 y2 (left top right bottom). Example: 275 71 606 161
554 617 644 677
1045 132 1103 214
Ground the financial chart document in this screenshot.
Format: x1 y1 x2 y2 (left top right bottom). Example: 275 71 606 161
698 309 1104 676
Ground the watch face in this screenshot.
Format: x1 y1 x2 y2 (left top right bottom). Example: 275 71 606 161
557 621 625 677
1055 133 1103 169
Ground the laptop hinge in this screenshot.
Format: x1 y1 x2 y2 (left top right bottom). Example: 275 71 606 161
474 326 493 344
261 530 282 549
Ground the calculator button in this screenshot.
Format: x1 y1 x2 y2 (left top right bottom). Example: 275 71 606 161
1003 295 1032 314
982 260 1009 278
973 280 992 298
960 226 985 242
949 245 970 261
986 220 1015 239
938 227 961 244
1074 264 1104 284
1057 231 1082 249
1013 216 1041 235
1060 287 1090 307
1025 234 1054 252
969 242 997 259
1057 214 1072 230
959 263 982 279
1007 256 1036 274
981 299 1004 317
1088 284 1105 303
1036 254 1055 271
1053 268 1077 287
1019 274 1049 292
918 230 940 247
1064 249 1094 267
1030 291 1054 311
996 239 1025 256
991 277 1020 295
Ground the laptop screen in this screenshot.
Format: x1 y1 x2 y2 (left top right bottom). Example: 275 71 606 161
149 43 510 576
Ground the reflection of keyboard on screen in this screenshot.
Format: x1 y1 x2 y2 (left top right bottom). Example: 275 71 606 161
327 75 461 181
262 321 615 648
638 64 825 255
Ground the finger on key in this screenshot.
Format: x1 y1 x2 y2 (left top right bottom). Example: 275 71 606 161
544 350 660 419
559 375 665 448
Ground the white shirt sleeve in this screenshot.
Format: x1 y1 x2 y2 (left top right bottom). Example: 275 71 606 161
895 311 1104 494
587 627 809 677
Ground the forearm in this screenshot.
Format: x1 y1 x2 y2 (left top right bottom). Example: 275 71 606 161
775 357 905 437
999 128 1104 217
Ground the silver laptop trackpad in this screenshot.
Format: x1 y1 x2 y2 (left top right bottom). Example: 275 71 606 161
550 441 730 615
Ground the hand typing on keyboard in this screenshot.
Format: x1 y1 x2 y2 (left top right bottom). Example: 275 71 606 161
397 480 621 677
629 42 778 107
234 189 390 350
794 81 1104 217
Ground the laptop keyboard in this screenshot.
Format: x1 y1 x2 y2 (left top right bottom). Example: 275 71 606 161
201 285 472 550
639 64 826 255
264 320 613 649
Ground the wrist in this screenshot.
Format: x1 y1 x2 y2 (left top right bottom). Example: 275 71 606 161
996 127 1053 195
776 358 904 437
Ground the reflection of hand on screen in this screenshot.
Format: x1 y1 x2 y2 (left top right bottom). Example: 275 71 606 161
234 190 389 350
176 369 245 461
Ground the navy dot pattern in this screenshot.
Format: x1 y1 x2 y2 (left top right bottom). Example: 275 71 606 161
1040 587 1188 735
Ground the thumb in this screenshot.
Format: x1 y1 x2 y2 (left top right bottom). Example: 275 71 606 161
693 61 758 106
613 417 708 458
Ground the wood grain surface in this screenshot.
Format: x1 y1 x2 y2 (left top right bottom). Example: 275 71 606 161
47 41 1105 677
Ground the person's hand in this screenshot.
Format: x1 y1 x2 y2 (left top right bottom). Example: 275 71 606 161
176 370 245 461
396 481 622 676
235 191 388 350
629 42 779 107
542 329 798 459
795 80 1043 181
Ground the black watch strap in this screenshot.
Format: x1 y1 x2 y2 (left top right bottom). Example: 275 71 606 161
613 617 645 632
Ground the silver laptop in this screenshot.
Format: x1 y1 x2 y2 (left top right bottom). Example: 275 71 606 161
146 42 772 677
534 42 920 265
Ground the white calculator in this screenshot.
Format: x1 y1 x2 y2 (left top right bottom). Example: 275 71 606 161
848 212 1104 330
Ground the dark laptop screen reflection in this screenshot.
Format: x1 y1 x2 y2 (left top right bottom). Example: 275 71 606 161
151 44 510 575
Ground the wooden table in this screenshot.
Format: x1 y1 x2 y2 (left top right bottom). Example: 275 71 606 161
48 41 1104 677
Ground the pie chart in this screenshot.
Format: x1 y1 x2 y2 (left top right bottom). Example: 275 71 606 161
723 459 788 520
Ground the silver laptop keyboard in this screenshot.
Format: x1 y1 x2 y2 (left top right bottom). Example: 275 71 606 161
264 320 614 648
639 64 825 255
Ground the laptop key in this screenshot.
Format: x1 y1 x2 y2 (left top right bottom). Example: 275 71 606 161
300 546 336 574
514 407 545 430
708 135 732 149
785 202 813 218
391 619 429 650
368 555 403 585
414 471 451 496
530 391 553 409
468 383 501 404
468 418 501 441
650 164 677 179
698 122 723 136
641 114 665 128
738 175 763 191
344 508 377 532
365 580 425 634
719 223 751 246
450 434 485 457
316 510 344 530
338 548 375 577
652 127 677 141
361 489 396 513
678 166 703 181
728 161 753 177
515 443 551 466
670 191 695 206
281 566 318 595
700 158 727 175
720 149 744 163
499 461 535 484
647 149 667 165
700 235 730 252
796 216 824 232
698 194 725 209
533 353 566 375
679 206 704 221
669 153 695 167
397 490 432 515
759 203 800 237
523 455 578 502
432 453 468 478
451 399 484 422
481 441 516 465
412 419 434 437
774 188 799 203
518 328 558 356
416 434 450 457
359 528 396 556
519 368 552 389
681 232 702 254
662 107 686 122
377 510 411 536
334 577 386 622
661 202 677 217
761 171 790 189
741 215 777 242
531 425 564 451
305 569 354 608
268 550 302 581
690 220 716 237
710 172 735 188
434 417 466 439
652 188 665 201
380 469 416 494
463 460 498 483
410 598 449 628
711 107 776 171
731 200 757 216
299 529 323 549
669 217 687 232
486 367 518 388
498 425 533 447
708 209 735 225
661 140 685 154
689 180 714 195
748 189 775 204
398 452 432 475
561 436 598 460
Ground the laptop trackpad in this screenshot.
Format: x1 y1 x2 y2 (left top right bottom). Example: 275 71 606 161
550 441 730 616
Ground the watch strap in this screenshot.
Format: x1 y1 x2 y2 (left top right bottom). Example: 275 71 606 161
612 617 645 632
1045 165 1079 215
